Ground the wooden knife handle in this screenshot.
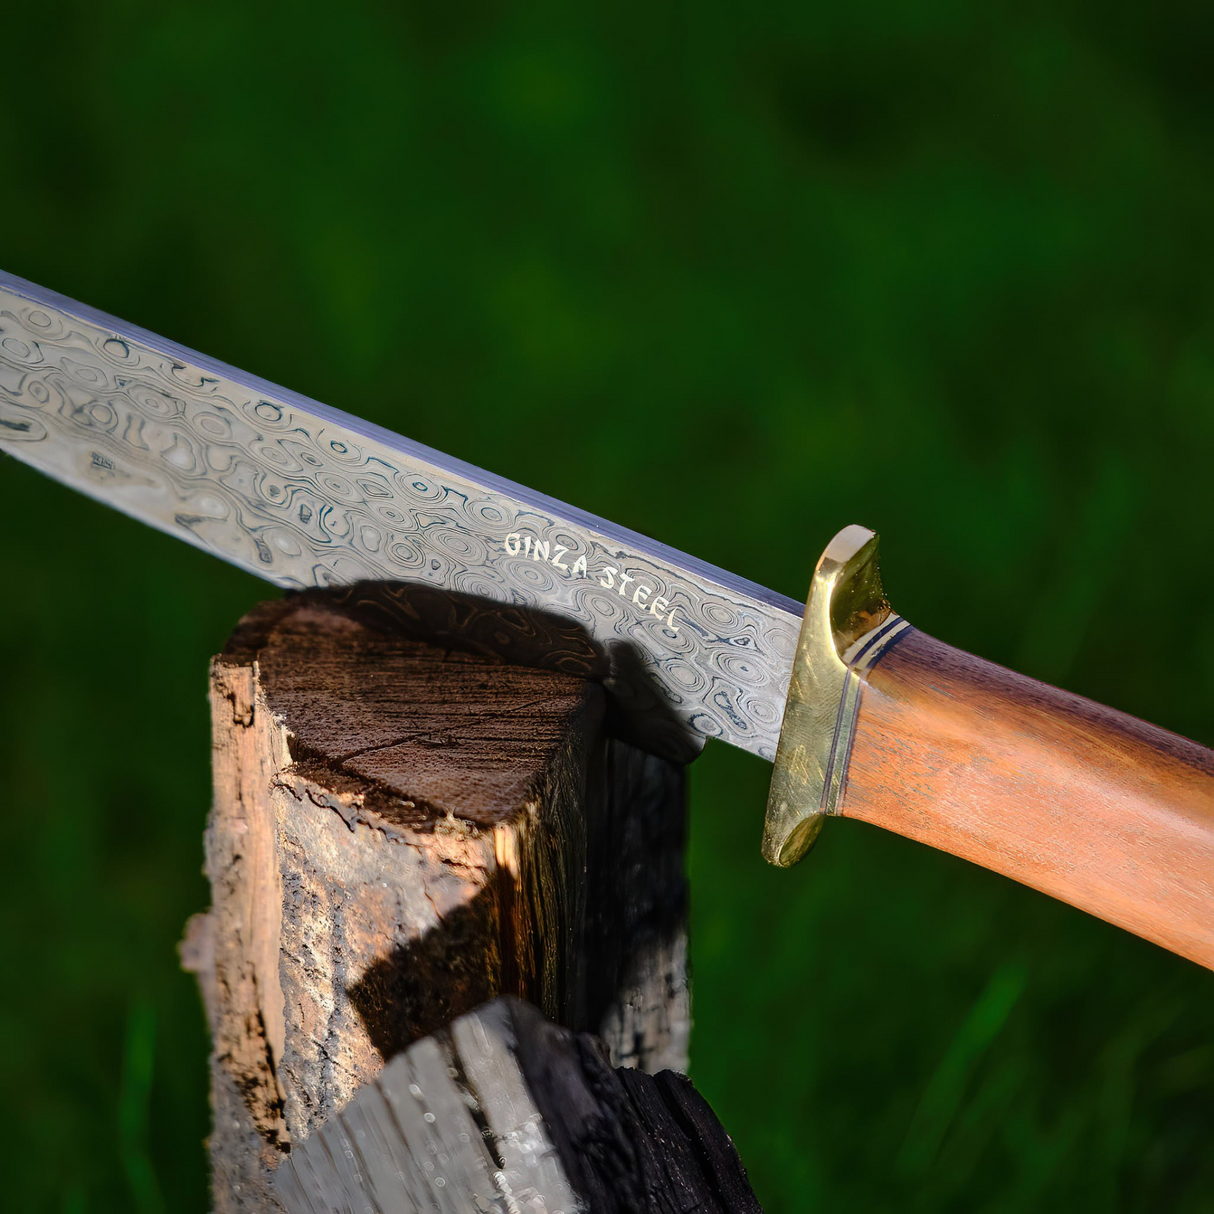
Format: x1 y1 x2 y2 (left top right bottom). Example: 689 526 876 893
845 628 1214 968
763 526 1214 969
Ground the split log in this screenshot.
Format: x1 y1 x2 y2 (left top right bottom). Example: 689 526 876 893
274 996 762 1214
182 587 690 1211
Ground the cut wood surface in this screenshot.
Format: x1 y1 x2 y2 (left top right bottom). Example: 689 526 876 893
846 629 1214 967
183 587 689 1211
275 996 763 1214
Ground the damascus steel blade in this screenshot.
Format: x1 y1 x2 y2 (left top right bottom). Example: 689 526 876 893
0 269 801 760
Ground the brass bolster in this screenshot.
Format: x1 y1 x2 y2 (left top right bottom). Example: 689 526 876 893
762 525 912 867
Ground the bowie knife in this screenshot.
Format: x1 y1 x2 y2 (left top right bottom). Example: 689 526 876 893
2 270 1211 968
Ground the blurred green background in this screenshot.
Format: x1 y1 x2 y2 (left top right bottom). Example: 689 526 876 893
2 2 1213 1210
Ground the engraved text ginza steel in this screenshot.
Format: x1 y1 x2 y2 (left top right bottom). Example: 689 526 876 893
502 531 683 633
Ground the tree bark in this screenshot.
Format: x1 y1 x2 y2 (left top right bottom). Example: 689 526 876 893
182 588 689 1211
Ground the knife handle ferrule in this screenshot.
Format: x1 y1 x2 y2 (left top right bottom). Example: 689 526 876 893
763 524 897 865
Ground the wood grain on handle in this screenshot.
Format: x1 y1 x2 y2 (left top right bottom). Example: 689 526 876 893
845 630 1214 968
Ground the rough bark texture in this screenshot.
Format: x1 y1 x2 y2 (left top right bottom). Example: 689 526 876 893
275 997 762 1214
184 589 689 1212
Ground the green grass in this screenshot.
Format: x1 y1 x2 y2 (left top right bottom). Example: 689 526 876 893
1 2 1212 1209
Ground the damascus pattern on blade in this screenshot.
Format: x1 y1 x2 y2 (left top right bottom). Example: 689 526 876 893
0 271 801 760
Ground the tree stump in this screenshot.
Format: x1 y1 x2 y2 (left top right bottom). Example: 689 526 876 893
182 588 690 1211
275 996 762 1214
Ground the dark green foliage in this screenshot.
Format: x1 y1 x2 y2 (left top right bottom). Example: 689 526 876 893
1 2 1211 1210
